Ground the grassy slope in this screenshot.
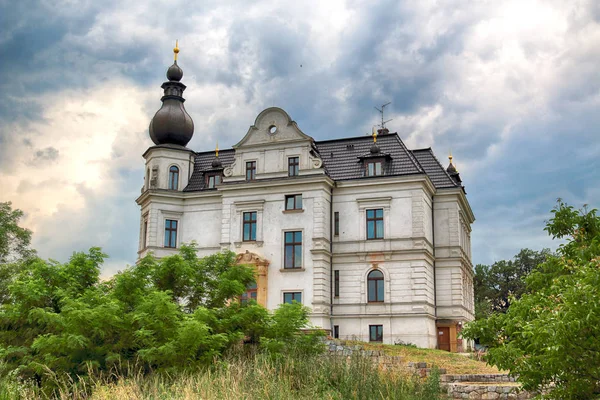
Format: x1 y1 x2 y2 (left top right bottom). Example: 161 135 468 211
349 341 502 375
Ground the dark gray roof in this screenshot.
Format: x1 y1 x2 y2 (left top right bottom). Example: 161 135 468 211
183 149 235 191
411 148 459 188
183 133 460 192
314 133 424 181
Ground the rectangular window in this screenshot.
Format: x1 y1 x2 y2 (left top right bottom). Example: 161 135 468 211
283 292 302 304
334 212 340 236
334 270 340 297
243 212 257 241
288 156 299 176
164 219 178 248
246 161 256 181
369 325 383 342
366 209 384 239
285 194 303 210
143 220 148 248
366 161 383 177
207 174 221 189
284 231 302 269
333 325 340 339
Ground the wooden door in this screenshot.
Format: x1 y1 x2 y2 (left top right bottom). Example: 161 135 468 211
438 327 450 351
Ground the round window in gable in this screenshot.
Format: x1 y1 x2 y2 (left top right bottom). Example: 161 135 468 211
269 125 277 135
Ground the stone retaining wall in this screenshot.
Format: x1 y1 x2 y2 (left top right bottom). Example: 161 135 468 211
324 340 445 375
441 374 517 383
442 374 534 399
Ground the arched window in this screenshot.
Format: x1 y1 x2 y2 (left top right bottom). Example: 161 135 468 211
367 270 384 302
168 166 179 190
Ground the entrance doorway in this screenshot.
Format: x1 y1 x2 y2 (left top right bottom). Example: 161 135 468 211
438 327 450 351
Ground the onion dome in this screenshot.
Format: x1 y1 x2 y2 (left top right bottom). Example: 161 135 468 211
447 155 462 185
166 62 183 82
212 158 222 168
370 126 380 154
149 41 194 147
211 141 222 168
447 162 457 174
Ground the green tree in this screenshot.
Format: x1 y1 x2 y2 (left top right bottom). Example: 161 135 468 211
0 202 34 264
0 202 36 305
474 248 552 319
463 200 600 399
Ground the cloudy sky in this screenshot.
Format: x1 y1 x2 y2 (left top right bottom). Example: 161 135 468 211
1 0 598 275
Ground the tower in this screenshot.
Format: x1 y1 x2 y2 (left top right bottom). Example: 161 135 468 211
138 43 196 253
143 42 195 193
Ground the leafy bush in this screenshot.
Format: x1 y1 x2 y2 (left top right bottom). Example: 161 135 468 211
0 243 323 395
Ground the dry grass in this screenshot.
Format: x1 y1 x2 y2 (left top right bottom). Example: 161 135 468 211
348 341 502 375
2 353 446 400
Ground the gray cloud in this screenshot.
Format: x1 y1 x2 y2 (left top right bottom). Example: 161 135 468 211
1 0 599 270
31 147 59 163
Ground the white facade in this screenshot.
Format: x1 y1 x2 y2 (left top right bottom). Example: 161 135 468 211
136 107 475 351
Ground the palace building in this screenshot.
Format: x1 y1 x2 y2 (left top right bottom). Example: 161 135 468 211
136 46 475 351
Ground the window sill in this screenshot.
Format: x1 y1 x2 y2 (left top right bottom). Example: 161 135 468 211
279 268 305 272
366 238 385 241
234 241 264 248
367 301 384 304
282 209 304 214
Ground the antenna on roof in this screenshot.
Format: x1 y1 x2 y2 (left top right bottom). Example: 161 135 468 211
374 102 393 130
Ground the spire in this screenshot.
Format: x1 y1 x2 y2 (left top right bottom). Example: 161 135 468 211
447 152 457 173
446 152 462 185
166 40 183 82
148 42 194 147
211 140 223 168
370 126 380 154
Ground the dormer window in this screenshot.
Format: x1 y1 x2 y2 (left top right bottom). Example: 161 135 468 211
366 160 383 177
206 173 221 189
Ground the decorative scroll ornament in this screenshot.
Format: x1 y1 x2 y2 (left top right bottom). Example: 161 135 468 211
310 155 323 169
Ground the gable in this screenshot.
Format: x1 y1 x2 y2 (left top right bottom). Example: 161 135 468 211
233 107 314 149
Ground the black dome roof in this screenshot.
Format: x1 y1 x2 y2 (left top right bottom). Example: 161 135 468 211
148 57 194 147
166 62 183 82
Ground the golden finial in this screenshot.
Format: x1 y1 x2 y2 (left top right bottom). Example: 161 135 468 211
215 140 219 158
372 126 378 143
173 40 180 61
449 150 453 163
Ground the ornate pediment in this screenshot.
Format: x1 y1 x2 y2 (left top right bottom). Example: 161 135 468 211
236 250 270 266
233 107 314 149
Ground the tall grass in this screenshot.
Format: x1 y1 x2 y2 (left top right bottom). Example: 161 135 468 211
0 352 445 400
